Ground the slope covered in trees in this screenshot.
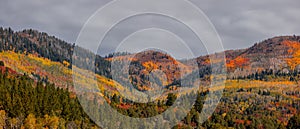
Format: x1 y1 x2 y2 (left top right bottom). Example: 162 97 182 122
0 69 99 128
1 27 300 128
0 27 111 78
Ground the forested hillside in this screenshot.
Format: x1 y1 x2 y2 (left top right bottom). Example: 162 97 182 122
0 67 98 128
1 27 300 128
0 27 111 78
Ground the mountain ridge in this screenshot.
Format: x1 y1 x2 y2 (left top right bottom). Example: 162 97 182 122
0 27 112 78
1 27 300 128
1 27 300 87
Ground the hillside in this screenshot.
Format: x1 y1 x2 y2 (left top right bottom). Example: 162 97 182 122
0 63 100 128
1 27 300 128
137 35 300 87
228 36 300 77
2 27 300 87
106 50 195 91
185 35 300 79
0 27 111 78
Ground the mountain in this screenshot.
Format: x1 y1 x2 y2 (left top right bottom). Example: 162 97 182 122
2 27 300 88
108 35 300 89
1 27 300 128
0 27 111 78
187 35 300 78
106 50 195 91
0 28 126 96
227 36 300 77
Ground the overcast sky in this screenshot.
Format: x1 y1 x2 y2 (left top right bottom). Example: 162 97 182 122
1 0 300 58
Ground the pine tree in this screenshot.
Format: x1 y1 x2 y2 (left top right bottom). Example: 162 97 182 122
166 93 176 106
287 113 300 129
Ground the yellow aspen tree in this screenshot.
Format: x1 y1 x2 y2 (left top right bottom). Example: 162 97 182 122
0 110 6 128
24 114 37 129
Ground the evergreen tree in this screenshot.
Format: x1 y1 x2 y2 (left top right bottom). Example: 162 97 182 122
166 93 176 106
287 113 300 129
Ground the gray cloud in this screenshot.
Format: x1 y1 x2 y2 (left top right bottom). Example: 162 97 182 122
1 0 300 57
0 0 110 43
192 0 300 50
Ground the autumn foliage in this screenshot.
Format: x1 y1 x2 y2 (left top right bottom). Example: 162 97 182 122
226 56 250 70
142 61 158 72
283 40 300 70
0 51 73 88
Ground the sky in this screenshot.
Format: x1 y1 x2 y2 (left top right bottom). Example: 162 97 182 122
1 0 300 58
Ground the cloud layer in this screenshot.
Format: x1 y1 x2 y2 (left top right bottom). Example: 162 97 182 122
1 0 300 57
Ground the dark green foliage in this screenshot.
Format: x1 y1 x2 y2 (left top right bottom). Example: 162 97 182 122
0 72 97 128
234 69 300 82
166 93 177 106
112 94 120 104
287 113 300 129
0 61 4 66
